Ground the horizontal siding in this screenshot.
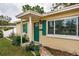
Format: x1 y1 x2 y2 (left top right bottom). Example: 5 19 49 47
40 9 79 55
40 31 79 55
43 9 79 20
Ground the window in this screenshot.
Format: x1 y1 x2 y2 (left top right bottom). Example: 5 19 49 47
23 24 25 32
23 23 27 33
48 17 79 37
55 18 77 35
48 21 54 34
55 20 64 34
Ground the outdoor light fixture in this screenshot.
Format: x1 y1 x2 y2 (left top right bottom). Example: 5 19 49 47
39 20 42 24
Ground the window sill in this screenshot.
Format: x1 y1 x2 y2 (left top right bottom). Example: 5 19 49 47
47 34 79 40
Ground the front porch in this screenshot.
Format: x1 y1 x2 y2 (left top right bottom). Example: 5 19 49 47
16 10 42 45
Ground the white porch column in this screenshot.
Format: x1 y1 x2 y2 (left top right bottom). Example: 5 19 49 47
21 19 23 46
28 16 33 42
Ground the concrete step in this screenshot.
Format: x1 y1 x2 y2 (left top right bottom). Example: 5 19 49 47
40 47 52 56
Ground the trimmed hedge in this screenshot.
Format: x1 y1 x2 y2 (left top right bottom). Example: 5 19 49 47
0 30 3 38
12 36 29 46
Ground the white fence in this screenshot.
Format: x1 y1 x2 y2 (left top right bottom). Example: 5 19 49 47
3 28 16 37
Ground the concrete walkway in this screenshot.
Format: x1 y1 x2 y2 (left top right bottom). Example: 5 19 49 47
6 38 12 41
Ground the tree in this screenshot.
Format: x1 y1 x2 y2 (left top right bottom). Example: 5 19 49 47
0 15 12 25
22 4 44 14
22 4 31 12
0 15 11 22
32 5 44 14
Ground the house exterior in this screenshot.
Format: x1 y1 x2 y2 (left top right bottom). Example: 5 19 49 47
16 4 79 54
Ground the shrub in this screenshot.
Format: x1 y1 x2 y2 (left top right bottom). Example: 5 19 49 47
4 27 13 31
25 42 40 56
0 30 3 38
12 36 29 46
28 41 40 51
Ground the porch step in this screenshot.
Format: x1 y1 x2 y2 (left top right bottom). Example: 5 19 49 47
40 47 52 56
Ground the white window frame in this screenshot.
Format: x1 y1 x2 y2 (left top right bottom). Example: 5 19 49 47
47 16 79 40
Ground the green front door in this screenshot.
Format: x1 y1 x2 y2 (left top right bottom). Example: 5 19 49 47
34 22 39 42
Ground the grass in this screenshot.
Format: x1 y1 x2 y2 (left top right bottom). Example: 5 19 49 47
0 38 33 56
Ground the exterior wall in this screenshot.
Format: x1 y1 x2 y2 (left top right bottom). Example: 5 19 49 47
16 22 27 36
40 9 79 54
16 23 21 35
40 34 79 54
43 9 79 20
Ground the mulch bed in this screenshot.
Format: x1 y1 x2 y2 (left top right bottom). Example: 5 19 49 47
44 46 78 56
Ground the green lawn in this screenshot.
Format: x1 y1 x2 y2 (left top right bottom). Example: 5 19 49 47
0 38 33 56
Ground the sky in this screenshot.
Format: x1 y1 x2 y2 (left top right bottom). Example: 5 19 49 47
0 3 52 22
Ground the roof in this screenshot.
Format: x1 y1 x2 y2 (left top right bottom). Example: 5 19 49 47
42 4 79 16
16 4 79 23
16 10 42 18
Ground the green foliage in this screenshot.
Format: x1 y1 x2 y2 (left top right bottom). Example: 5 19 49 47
0 15 12 26
0 27 13 31
0 20 8 25
22 4 44 14
25 41 40 56
34 50 40 56
0 39 33 56
0 30 3 38
12 36 29 46
32 5 44 14
0 20 15 26
4 27 13 31
0 15 11 22
25 44 40 56
22 4 31 12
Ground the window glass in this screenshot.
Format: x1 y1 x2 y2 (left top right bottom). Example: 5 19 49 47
55 18 77 35
48 21 54 34
23 24 25 32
